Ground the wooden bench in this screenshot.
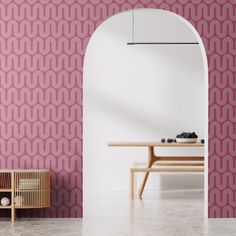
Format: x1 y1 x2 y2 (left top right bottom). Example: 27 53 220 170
130 161 204 199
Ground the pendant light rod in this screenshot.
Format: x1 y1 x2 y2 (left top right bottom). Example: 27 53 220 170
129 11 199 45
127 42 199 45
132 10 134 44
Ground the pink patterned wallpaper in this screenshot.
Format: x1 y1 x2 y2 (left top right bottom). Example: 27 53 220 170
0 0 235 218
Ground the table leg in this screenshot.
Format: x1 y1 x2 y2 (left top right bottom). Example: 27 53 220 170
138 146 155 199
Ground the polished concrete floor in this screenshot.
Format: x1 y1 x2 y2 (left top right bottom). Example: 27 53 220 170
0 190 236 236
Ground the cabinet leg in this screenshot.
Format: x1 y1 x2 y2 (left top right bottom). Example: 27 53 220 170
11 171 15 222
11 208 15 222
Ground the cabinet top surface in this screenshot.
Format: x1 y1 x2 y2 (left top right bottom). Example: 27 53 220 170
0 169 50 172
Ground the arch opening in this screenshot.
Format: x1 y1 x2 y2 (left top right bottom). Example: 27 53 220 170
84 8 208 217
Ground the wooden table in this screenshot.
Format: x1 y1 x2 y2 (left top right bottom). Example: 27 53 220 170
108 142 204 198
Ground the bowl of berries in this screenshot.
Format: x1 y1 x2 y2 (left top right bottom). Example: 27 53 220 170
176 132 198 143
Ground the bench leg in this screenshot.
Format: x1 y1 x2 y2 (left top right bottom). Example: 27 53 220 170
134 171 137 194
130 169 134 200
133 163 138 196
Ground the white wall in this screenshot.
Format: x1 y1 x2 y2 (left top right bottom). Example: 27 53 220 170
84 9 205 192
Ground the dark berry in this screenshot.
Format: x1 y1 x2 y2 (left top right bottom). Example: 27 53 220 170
176 132 198 139
167 139 173 143
201 139 204 144
161 138 165 143
191 132 198 138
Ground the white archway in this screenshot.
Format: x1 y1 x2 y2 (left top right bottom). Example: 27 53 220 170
84 9 208 217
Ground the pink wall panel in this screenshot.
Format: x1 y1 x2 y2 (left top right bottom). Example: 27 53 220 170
0 0 234 218
0 0 82 218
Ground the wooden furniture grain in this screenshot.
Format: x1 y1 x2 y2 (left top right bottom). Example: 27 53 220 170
130 165 204 199
108 142 205 199
0 169 50 222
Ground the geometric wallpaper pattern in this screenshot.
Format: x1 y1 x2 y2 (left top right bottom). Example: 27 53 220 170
0 1 235 218
0 0 82 218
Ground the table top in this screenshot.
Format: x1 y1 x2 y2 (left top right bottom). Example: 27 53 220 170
107 141 204 147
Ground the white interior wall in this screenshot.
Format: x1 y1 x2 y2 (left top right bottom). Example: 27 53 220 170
84 9 205 192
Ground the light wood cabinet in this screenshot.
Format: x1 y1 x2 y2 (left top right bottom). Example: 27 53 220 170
0 169 50 222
